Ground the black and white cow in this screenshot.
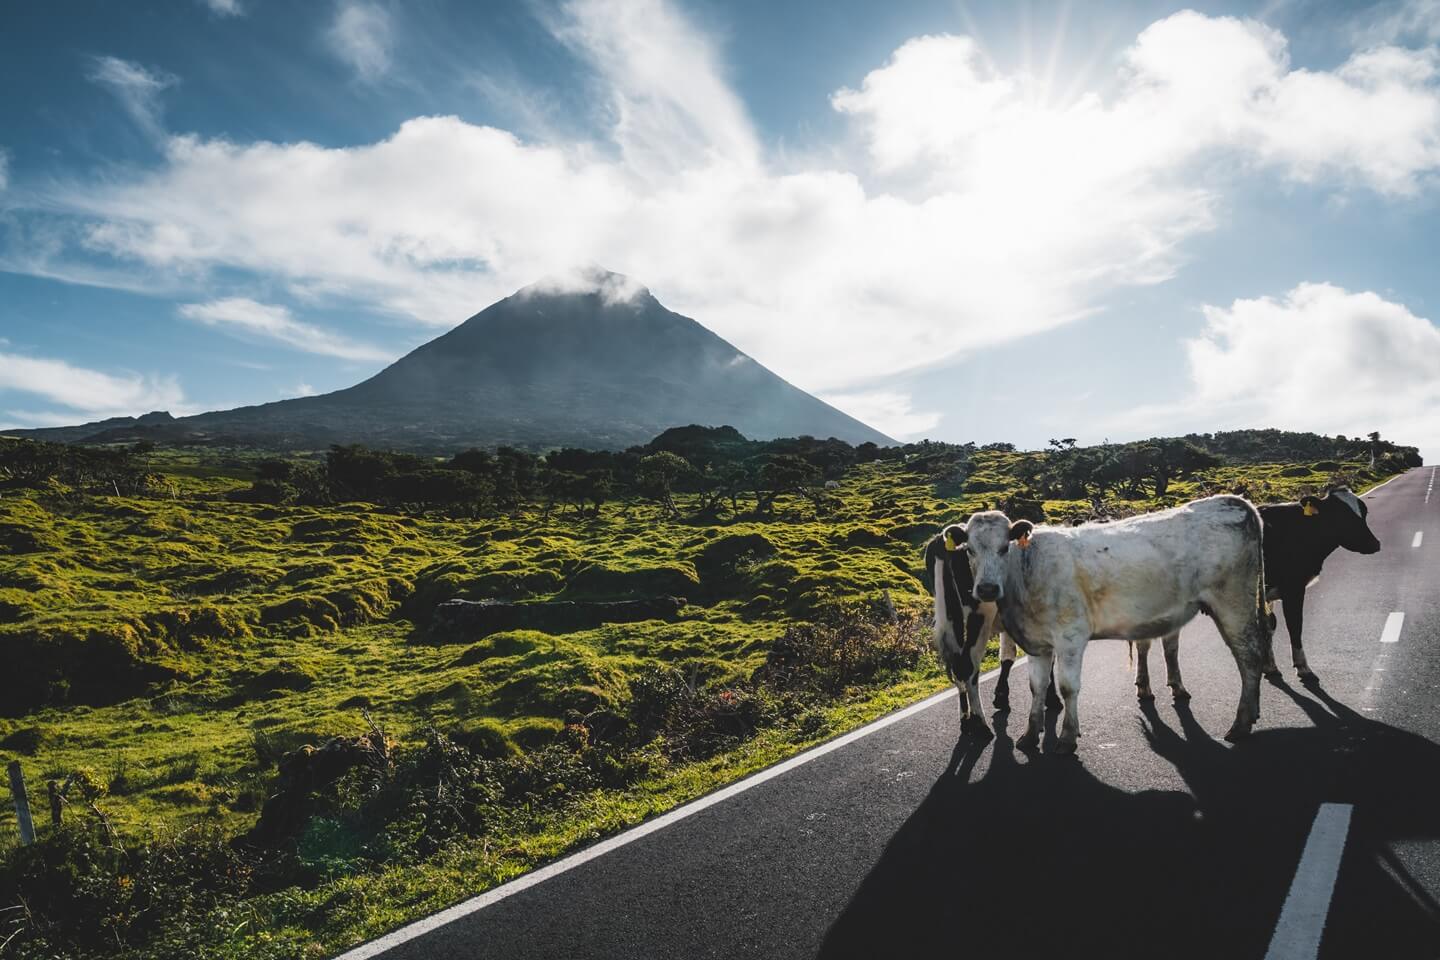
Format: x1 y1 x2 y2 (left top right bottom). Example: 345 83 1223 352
924 530 1060 731
1130 486 1381 698
924 527 997 736
955 496 1269 752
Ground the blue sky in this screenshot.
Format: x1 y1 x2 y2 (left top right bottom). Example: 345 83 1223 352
2 0 1439 456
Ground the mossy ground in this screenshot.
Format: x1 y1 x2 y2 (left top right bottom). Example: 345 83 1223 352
0 448 1394 957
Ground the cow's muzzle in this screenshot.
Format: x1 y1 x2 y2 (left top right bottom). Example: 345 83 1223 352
974 583 1000 602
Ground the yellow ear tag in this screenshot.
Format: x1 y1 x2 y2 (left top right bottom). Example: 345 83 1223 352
1017 534 1031 549
1303 503 1319 517
944 532 958 552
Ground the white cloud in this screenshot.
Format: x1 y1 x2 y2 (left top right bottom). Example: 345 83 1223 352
837 14 1440 196
1116 283 1440 457
551 0 759 176
0 148 9 190
87 56 177 142
1355 0 1440 45
0 351 186 417
327 1 393 82
197 0 244 16
289 382 318 397
177 298 393 362
818 389 941 441
14 5 1440 420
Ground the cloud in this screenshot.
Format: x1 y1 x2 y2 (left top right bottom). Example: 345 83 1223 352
836 14 1440 196
289 382 317 397
177 298 393 362
14 5 1440 413
197 0 244 16
0 148 8 190
1355 0 1440 45
550 0 759 175
87 56 178 142
327 1 393 82
817 389 941 441
1116 283 1440 457
0 351 186 417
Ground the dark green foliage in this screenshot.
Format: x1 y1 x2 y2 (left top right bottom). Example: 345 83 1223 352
0 822 255 960
754 604 928 695
0 438 155 494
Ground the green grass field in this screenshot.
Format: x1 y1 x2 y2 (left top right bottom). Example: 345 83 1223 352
0 441 1404 958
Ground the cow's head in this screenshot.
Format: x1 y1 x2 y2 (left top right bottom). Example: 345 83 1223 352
1300 487 1380 554
924 524 975 599
951 511 1034 602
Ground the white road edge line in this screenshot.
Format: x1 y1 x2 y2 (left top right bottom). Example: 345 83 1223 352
1263 802 1354 960
333 658 1026 959
1414 531 1424 549
1362 470 1407 499
1380 612 1405 644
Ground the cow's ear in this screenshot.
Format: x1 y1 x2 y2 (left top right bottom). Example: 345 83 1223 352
943 524 967 551
1009 520 1034 543
1301 495 1322 517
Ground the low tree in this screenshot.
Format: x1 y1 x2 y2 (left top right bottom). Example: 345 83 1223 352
638 451 690 520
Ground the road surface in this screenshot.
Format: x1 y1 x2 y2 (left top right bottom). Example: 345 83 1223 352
340 466 1440 960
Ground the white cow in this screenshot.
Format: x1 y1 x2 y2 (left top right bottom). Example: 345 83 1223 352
955 496 1268 753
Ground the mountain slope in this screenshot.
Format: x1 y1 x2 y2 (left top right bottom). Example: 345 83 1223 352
7 275 894 451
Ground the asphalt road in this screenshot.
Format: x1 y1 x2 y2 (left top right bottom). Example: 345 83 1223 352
344 467 1440 960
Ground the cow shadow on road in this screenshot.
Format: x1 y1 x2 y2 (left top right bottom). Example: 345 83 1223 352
816 690 1440 960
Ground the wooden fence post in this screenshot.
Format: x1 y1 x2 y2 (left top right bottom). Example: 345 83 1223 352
7 760 35 845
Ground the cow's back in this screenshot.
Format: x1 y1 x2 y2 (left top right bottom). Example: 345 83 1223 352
1012 495 1262 641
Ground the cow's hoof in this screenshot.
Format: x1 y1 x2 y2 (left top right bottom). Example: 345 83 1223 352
1223 723 1253 744
1016 731 1040 751
1171 686 1192 702
1297 667 1317 681
960 715 988 735
1052 737 1078 755
992 693 1010 712
1136 688 1155 703
1262 668 1282 682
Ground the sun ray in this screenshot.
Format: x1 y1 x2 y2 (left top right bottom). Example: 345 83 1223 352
953 0 1002 78
1039 0 1073 108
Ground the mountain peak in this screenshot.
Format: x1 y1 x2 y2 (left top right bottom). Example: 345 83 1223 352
515 267 651 308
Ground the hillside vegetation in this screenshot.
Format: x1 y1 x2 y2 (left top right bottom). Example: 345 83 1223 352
0 427 1418 959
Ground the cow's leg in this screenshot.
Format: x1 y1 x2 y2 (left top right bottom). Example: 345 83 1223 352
1213 601 1265 743
1161 631 1189 701
1133 638 1154 701
1282 589 1314 680
1045 666 1063 711
1261 599 1281 679
1053 640 1085 754
961 647 993 738
1017 650 1053 751
993 631 1017 711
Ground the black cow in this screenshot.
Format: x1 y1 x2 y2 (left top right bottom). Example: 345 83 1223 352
1131 486 1382 698
1259 486 1380 679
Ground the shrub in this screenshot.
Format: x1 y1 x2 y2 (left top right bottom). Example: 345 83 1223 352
755 607 928 695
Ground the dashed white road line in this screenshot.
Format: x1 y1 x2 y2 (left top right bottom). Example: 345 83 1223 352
333 659 1024 959
1414 531 1424 549
1426 466 1435 504
1379 612 1405 644
1263 803 1354 960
